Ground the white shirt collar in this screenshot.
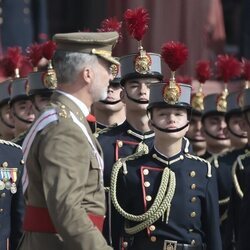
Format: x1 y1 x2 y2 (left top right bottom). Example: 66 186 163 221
56 90 89 117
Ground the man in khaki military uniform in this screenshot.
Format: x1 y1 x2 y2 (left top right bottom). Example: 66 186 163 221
18 32 119 250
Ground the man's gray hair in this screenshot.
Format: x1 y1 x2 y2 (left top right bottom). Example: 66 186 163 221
53 50 98 84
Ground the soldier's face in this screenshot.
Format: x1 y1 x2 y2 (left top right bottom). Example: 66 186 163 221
94 83 124 112
123 78 158 111
186 115 205 141
90 59 113 102
11 99 35 134
32 94 51 117
0 104 15 138
202 115 231 147
151 107 189 139
226 114 248 147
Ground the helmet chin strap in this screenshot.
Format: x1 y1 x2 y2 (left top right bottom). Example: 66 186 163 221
100 99 121 105
125 90 149 104
0 113 14 129
151 122 189 133
13 110 33 124
186 136 206 143
227 126 248 139
204 128 229 141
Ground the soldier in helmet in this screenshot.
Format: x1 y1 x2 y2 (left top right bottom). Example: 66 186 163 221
93 60 126 132
226 88 250 250
0 80 15 140
110 78 222 249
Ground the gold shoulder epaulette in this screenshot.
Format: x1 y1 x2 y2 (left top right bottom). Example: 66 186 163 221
0 139 22 149
185 153 212 177
57 104 70 119
116 142 149 175
94 123 118 138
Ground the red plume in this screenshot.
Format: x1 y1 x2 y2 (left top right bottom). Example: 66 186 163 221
0 56 15 78
19 57 32 77
215 55 242 83
124 7 149 41
195 60 212 83
176 75 192 84
161 41 188 71
26 43 43 68
98 17 122 41
42 41 57 60
242 58 250 81
6 47 23 70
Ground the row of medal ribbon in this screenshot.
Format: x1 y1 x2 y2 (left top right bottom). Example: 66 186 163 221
0 168 18 194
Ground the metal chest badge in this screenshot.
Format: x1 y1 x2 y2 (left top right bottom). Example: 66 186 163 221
0 163 18 193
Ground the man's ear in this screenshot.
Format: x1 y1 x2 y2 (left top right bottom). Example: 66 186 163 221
82 67 93 85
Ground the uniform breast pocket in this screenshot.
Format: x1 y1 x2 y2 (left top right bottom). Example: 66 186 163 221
89 152 102 189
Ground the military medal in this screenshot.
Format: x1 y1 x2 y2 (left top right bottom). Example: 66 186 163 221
5 180 11 190
0 180 5 190
10 183 17 194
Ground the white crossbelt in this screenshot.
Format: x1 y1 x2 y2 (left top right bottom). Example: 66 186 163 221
22 109 104 193
22 109 58 193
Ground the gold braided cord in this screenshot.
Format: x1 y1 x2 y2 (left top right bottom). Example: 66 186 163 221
111 159 173 222
124 171 176 235
232 159 243 199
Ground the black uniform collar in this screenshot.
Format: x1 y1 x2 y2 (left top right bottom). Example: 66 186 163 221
151 146 185 166
124 120 155 140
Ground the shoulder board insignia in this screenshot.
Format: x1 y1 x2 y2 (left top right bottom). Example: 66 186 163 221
0 139 22 149
185 153 212 177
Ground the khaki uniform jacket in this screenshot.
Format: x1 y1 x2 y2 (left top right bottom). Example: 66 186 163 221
19 92 112 250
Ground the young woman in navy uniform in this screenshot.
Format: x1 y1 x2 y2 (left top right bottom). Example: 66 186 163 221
110 43 222 249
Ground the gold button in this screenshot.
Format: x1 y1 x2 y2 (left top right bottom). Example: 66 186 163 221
143 169 149 175
191 184 196 190
190 171 196 177
122 241 128 248
144 181 150 187
191 197 197 203
149 225 155 231
150 236 157 242
0 208 3 213
1 193 5 198
191 239 196 245
146 195 152 201
20 159 25 165
117 141 123 148
190 212 196 218
2 162 8 168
